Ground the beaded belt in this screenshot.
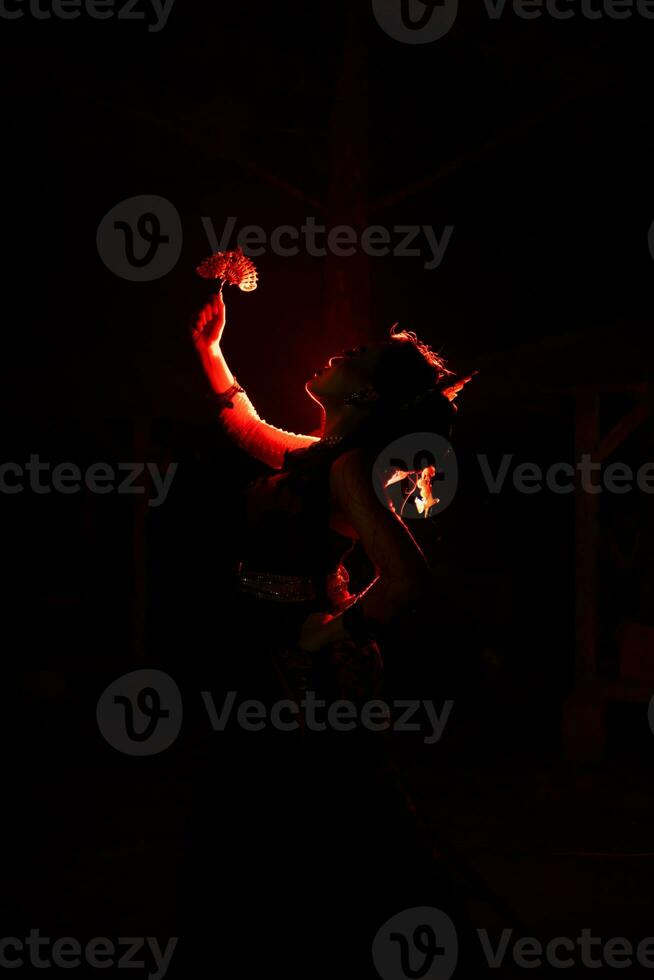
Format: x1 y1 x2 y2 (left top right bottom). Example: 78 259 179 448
236 562 317 603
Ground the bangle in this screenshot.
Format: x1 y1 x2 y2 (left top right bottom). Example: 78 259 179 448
215 377 244 411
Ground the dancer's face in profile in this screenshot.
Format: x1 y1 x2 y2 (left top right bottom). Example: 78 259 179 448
306 344 384 402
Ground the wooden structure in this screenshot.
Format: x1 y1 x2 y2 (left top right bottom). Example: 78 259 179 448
564 382 654 757
473 325 654 757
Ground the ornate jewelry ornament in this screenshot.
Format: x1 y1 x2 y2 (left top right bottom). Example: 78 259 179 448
237 563 317 603
414 465 439 517
322 433 345 447
344 385 382 408
385 464 440 519
345 373 475 414
214 377 245 411
196 246 259 292
396 372 477 415
440 371 477 403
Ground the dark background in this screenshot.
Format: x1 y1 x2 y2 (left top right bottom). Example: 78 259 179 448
1 0 654 975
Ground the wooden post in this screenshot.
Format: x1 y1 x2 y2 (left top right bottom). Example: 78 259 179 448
325 4 370 349
566 385 653 758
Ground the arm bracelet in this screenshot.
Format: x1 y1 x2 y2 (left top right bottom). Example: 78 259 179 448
214 377 245 411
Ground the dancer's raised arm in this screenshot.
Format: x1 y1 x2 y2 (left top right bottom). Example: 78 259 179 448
192 290 319 469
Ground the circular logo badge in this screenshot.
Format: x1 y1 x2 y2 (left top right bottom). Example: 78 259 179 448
372 906 458 980
372 0 458 44
373 431 458 520
97 195 182 281
97 669 182 756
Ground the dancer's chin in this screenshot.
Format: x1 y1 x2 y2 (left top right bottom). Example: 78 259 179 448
306 371 323 394
305 377 326 407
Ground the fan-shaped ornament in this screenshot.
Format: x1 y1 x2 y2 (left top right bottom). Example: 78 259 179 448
196 246 258 292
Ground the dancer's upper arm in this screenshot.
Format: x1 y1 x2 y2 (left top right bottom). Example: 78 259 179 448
220 389 319 469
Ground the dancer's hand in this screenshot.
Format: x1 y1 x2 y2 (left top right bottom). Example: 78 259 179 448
192 289 226 354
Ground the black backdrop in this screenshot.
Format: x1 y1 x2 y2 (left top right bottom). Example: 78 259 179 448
2 1 654 977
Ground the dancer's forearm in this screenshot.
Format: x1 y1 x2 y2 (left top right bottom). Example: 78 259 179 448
199 341 235 395
192 293 318 468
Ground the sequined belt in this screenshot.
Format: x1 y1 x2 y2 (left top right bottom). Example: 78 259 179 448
236 562 317 603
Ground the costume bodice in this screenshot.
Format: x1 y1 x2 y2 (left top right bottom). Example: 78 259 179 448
238 448 354 605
